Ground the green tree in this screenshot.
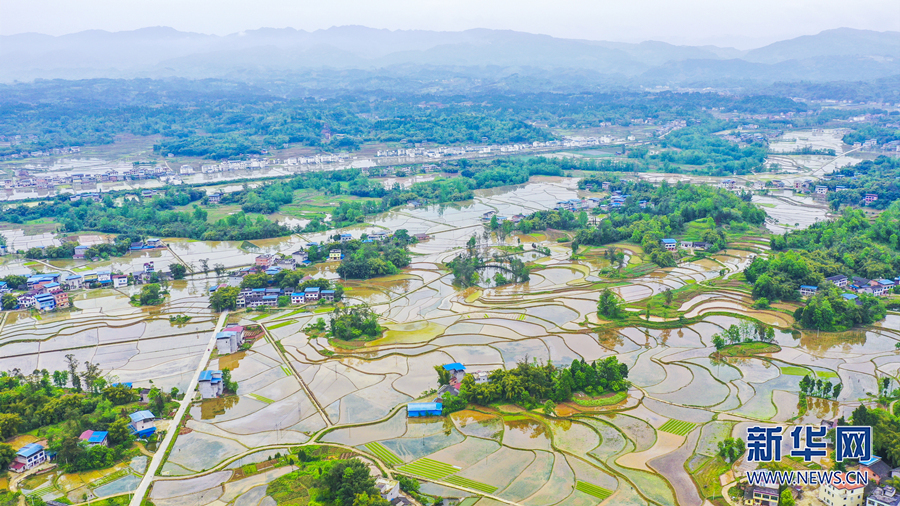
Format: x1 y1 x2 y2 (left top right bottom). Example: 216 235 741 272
542 400 556 416
240 273 270 289
319 459 381 506
1 293 17 310
0 443 15 469
0 413 22 440
712 334 726 350
664 288 674 306
104 384 137 405
780 489 795 506
597 289 623 319
210 286 240 311
434 365 451 386
170 263 187 279
107 417 133 446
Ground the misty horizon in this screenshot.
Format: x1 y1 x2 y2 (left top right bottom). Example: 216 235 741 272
3 0 900 50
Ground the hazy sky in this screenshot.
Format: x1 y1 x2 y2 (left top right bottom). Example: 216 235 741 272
2 0 898 48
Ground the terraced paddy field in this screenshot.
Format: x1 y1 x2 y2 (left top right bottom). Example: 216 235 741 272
4 179 898 506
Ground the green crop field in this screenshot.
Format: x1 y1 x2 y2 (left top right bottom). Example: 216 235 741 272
267 320 296 330
817 370 839 379
575 481 613 500
398 458 458 480
444 475 498 494
248 393 274 404
659 419 696 436
779 365 811 376
365 442 403 466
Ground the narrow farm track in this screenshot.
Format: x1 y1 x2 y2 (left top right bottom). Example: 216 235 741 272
129 311 229 506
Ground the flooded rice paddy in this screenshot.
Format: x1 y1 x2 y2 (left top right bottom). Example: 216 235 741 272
3 179 898 506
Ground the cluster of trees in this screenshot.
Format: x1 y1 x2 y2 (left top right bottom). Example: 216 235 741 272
329 304 382 341
794 284 886 331
597 288 624 319
268 455 393 506
0 358 176 472
711 320 776 350
571 181 764 266
824 156 900 210
442 357 629 413
131 283 166 306
0 189 293 241
748 205 900 306
799 374 842 400
717 437 746 463
446 236 531 287
851 405 900 465
336 240 412 280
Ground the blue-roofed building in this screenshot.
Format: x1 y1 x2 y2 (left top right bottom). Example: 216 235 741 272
79 430 109 447
111 382 133 388
35 293 56 311
661 238 677 251
307 242 319 247
64 275 83 290
265 267 281 276
0 281 8 294
291 292 306 305
800 285 818 297
128 410 157 438
10 443 46 472
199 370 223 398
340 233 353 242
305 287 321 301
74 245 89 259
321 289 335 302
443 363 466 381
407 402 442 417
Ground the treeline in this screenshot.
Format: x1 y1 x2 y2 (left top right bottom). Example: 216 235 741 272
748 206 900 297
551 181 765 266
0 79 811 157
842 124 900 146
442 356 629 413
825 156 900 210
0 188 292 241
794 284 886 331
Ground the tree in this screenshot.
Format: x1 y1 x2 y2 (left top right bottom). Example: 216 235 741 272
0 413 22 440
0 443 15 469
104 384 137 405
319 459 381 506
832 382 843 399
664 288 674 306
712 334 726 350
434 365 451 386
1 293 17 310
597 289 623 319
210 286 239 312
222 368 238 393
277 295 290 307
107 417 133 446
213 263 226 277
81 361 102 393
240 273 270 289
542 400 556 416
65 354 81 391
52 370 68 388
134 283 165 306
780 489 795 506
170 263 187 279
199 258 209 273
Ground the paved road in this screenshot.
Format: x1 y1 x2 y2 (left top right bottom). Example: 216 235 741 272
129 311 229 506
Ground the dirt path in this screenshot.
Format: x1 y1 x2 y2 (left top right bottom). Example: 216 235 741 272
260 322 332 427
